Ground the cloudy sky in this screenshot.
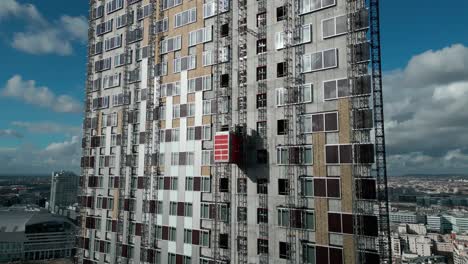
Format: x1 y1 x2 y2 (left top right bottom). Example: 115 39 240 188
0 0 467 176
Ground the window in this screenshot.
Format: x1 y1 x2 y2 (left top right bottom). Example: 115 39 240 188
257 208 268 223
174 8 197 28
304 210 315 230
322 15 347 39
257 66 267 81
257 149 268 164
183 256 191 264
258 239 269 254
188 75 212 92
324 78 349 100
275 31 287 50
276 6 286 21
302 49 338 72
201 177 211 192
162 0 182 10
219 234 229 249
279 242 290 259
276 84 312 106
257 121 267 138
168 227 177 241
301 0 336 14
127 28 143 43
278 208 290 227
92 5 104 20
186 177 194 191
189 26 213 46
184 229 192 244
302 243 316 264
169 202 177 215
277 62 287 77
173 55 196 73
171 153 179 166
278 179 289 195
184 203 193 217
160 35 182 54
238 207 247 221
137 4 152 20
301 177 314 197
256 93 267 108
104 34 122 51
303 112 338 133
202 126 211 140
201 203 210 219
298 24 312 44
257 39 267 54
325 144 352 164
220 23 229 37
277 119 288 135
202 150 213 165
168 253 176 264
219 178 229 192
106 0 124 14
314 178 341 198
257 179 268 194
96 19 113 36
276 146 313 165
200 230 210 247
172 105 180 118
153 18 168 34
257 12 266 27
221 74 229 87
203 0 230 18
95 57 112 72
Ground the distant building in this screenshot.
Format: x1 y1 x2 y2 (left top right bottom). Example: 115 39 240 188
391 211 425 224
453 239 468 264
49 171 78 214
428 214 468 234
0 205 76 262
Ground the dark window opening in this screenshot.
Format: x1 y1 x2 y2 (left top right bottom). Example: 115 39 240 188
279 242 290 259
257 12 266 27
257 208 268 223
256 93 267 108
257 179 268 194
257 66 267 81
257 149 268 164
278 179 289 195
220 74 229 87
277 119 288 135
220 23 229 37
257 39 267 54
219 178 229 192
258 239 269 254
277 62 287 77
219 234 229 249
277 6 286 21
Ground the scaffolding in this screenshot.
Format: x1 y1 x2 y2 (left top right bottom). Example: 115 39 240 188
140 0 160 263
212 0 233 263
77 1 106 263
236 0 249 263
116 1 143 263
347 0 391 263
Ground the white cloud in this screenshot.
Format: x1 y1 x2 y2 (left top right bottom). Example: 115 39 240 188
12 121 80 135
60 15 88 43
0 0 45 23
1 75 82 113
12 30 73 56
0 0 88 56
0 136 81 174
384 44 468 175
0 129 23 138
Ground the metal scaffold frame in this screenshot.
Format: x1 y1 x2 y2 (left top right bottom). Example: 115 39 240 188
212 0 233 263
347 0 391 263
236 0 249 263
370 0 392 262
117 1 143 263
78 1 106 263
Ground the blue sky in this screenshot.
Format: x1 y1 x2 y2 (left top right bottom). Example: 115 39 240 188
0 0 468 175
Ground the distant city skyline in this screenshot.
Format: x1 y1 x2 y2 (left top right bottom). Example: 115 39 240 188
0 0 467 175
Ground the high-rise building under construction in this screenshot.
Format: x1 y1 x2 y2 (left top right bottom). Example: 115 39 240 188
78 0 391 263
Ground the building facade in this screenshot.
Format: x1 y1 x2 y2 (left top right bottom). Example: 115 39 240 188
78 0 390 264
49 171 79 214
